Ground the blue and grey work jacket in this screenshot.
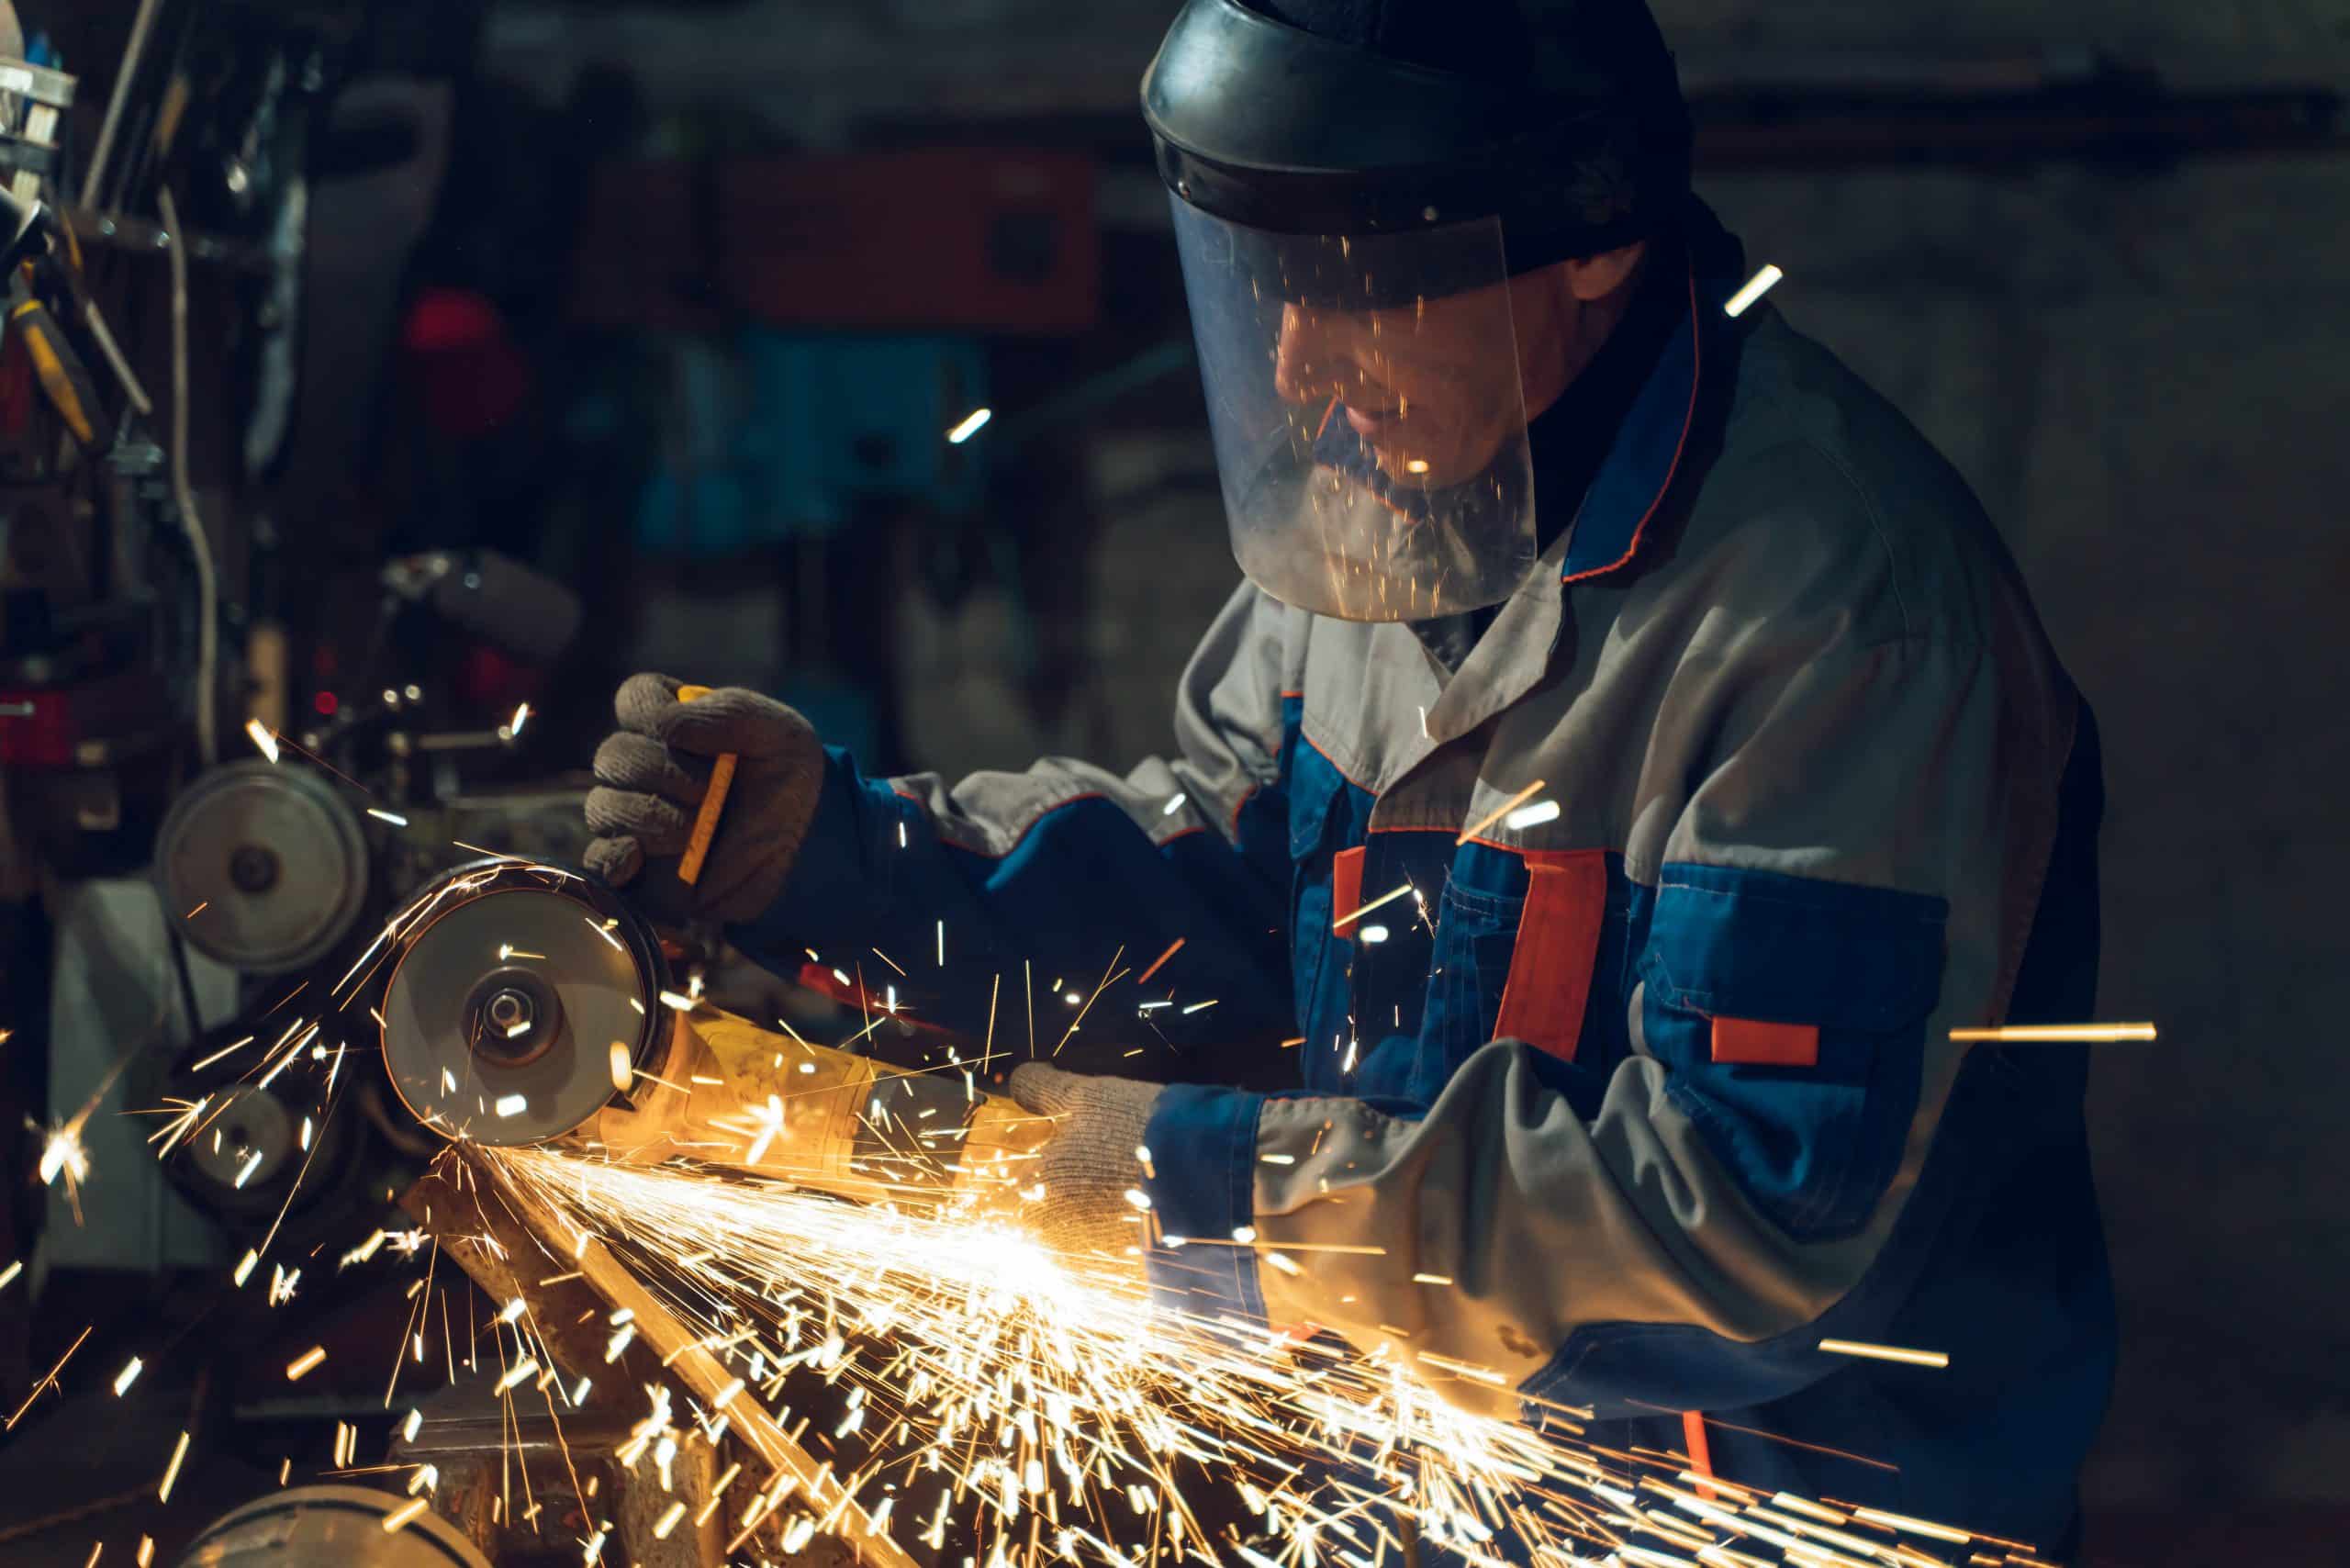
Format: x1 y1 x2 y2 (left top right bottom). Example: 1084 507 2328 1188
736 218 2116 1546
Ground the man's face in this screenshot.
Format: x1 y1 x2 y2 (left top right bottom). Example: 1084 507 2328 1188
1264 246 1646 491
1270 275 1528 488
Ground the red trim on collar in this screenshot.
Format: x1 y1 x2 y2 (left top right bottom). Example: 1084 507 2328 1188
1560 264 1704 587
1297 725 1382 795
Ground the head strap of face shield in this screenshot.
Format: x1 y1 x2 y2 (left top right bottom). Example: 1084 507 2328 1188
1143 0 1688 257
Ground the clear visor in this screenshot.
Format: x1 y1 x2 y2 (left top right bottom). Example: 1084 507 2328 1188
1171 201 1537 622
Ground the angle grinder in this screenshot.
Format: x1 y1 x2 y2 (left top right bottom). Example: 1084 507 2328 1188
376 861 1052 1200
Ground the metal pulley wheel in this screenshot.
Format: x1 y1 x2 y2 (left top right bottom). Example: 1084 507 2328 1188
156 760 371 974
185 1082 299 1193
176 1484 491 1566
380 863 666 1147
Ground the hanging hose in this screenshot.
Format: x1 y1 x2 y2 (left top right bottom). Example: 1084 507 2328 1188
157 186 218 764
77 0 167 211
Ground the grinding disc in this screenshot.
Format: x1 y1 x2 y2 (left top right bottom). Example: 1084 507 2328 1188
381 882 656 1146
157 761 370 974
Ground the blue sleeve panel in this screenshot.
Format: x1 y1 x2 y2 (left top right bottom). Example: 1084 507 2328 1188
729 745 1298 1045
1639 863 1947 1243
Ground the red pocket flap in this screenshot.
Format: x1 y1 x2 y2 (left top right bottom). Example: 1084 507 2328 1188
1710 1015 1820 1068
1494 850 1607 1062
1330 846 1366 942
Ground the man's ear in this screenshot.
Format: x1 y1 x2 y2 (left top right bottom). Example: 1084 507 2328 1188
1561 240 1648 303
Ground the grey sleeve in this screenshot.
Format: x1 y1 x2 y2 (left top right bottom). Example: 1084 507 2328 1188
883 582 1297 857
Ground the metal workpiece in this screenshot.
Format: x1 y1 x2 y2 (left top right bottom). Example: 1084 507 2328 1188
391 1383 727 1567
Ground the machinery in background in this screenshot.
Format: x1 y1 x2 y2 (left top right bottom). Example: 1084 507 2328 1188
12 0 600 1304
0 19 73 213
0 21 1115 1565
610 330 988 767
2 0 394 871
565 146 1101 774
0 12 210 1313
145 548 591 1260
158 760 370 976
0 27 182 876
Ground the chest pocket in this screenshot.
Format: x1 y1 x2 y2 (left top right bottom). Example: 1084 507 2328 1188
1415 879 1525 1101
1285 745 1362 1072
1638 864 1947 1242
1407 848 1616 1105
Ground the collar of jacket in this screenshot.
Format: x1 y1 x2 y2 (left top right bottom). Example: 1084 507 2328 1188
1558 197 1750 584
1412 203 1751 750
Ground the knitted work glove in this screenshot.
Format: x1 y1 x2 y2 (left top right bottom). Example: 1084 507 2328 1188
584 674 825 924
1006 1064 1165 1275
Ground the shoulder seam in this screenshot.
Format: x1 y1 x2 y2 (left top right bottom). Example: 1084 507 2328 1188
1731 434 1915 643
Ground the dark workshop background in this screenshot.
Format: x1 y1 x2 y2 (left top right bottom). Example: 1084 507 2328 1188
5 1 2348 1562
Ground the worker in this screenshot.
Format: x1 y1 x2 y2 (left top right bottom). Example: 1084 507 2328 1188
585 0 2112 1551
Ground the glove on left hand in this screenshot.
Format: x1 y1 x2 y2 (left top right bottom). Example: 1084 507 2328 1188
584 674 824 924
1006 1064 1165 1274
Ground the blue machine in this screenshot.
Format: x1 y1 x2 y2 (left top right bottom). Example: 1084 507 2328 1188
633 331 988 554
622 330 990 768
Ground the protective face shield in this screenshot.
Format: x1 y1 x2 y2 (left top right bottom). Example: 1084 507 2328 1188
1171 203 1537 621
1143 0 1691 622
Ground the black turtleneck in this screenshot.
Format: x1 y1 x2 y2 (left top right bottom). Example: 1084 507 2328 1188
1409 230 1686 672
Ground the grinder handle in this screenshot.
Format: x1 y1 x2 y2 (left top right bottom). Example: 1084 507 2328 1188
674 683 738 887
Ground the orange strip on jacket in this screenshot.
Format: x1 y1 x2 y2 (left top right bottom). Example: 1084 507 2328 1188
1711 1016 1819 1068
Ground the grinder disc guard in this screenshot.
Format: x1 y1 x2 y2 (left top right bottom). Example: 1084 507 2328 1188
381 873 661 1147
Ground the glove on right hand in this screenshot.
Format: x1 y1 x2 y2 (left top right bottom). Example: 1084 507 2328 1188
583 674 824 924
1004 1063 1165 1278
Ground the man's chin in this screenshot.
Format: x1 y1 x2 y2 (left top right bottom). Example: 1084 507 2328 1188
1369 443 1487 489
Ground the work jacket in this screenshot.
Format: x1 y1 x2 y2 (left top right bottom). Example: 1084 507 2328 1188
737 210 2116 1550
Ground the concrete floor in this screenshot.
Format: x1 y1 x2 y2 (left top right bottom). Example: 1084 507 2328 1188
0 1395 285 1565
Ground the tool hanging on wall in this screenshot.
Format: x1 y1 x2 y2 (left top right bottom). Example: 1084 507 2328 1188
6 261 103 446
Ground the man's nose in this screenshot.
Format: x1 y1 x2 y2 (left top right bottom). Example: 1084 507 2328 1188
1272 305 1348 405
